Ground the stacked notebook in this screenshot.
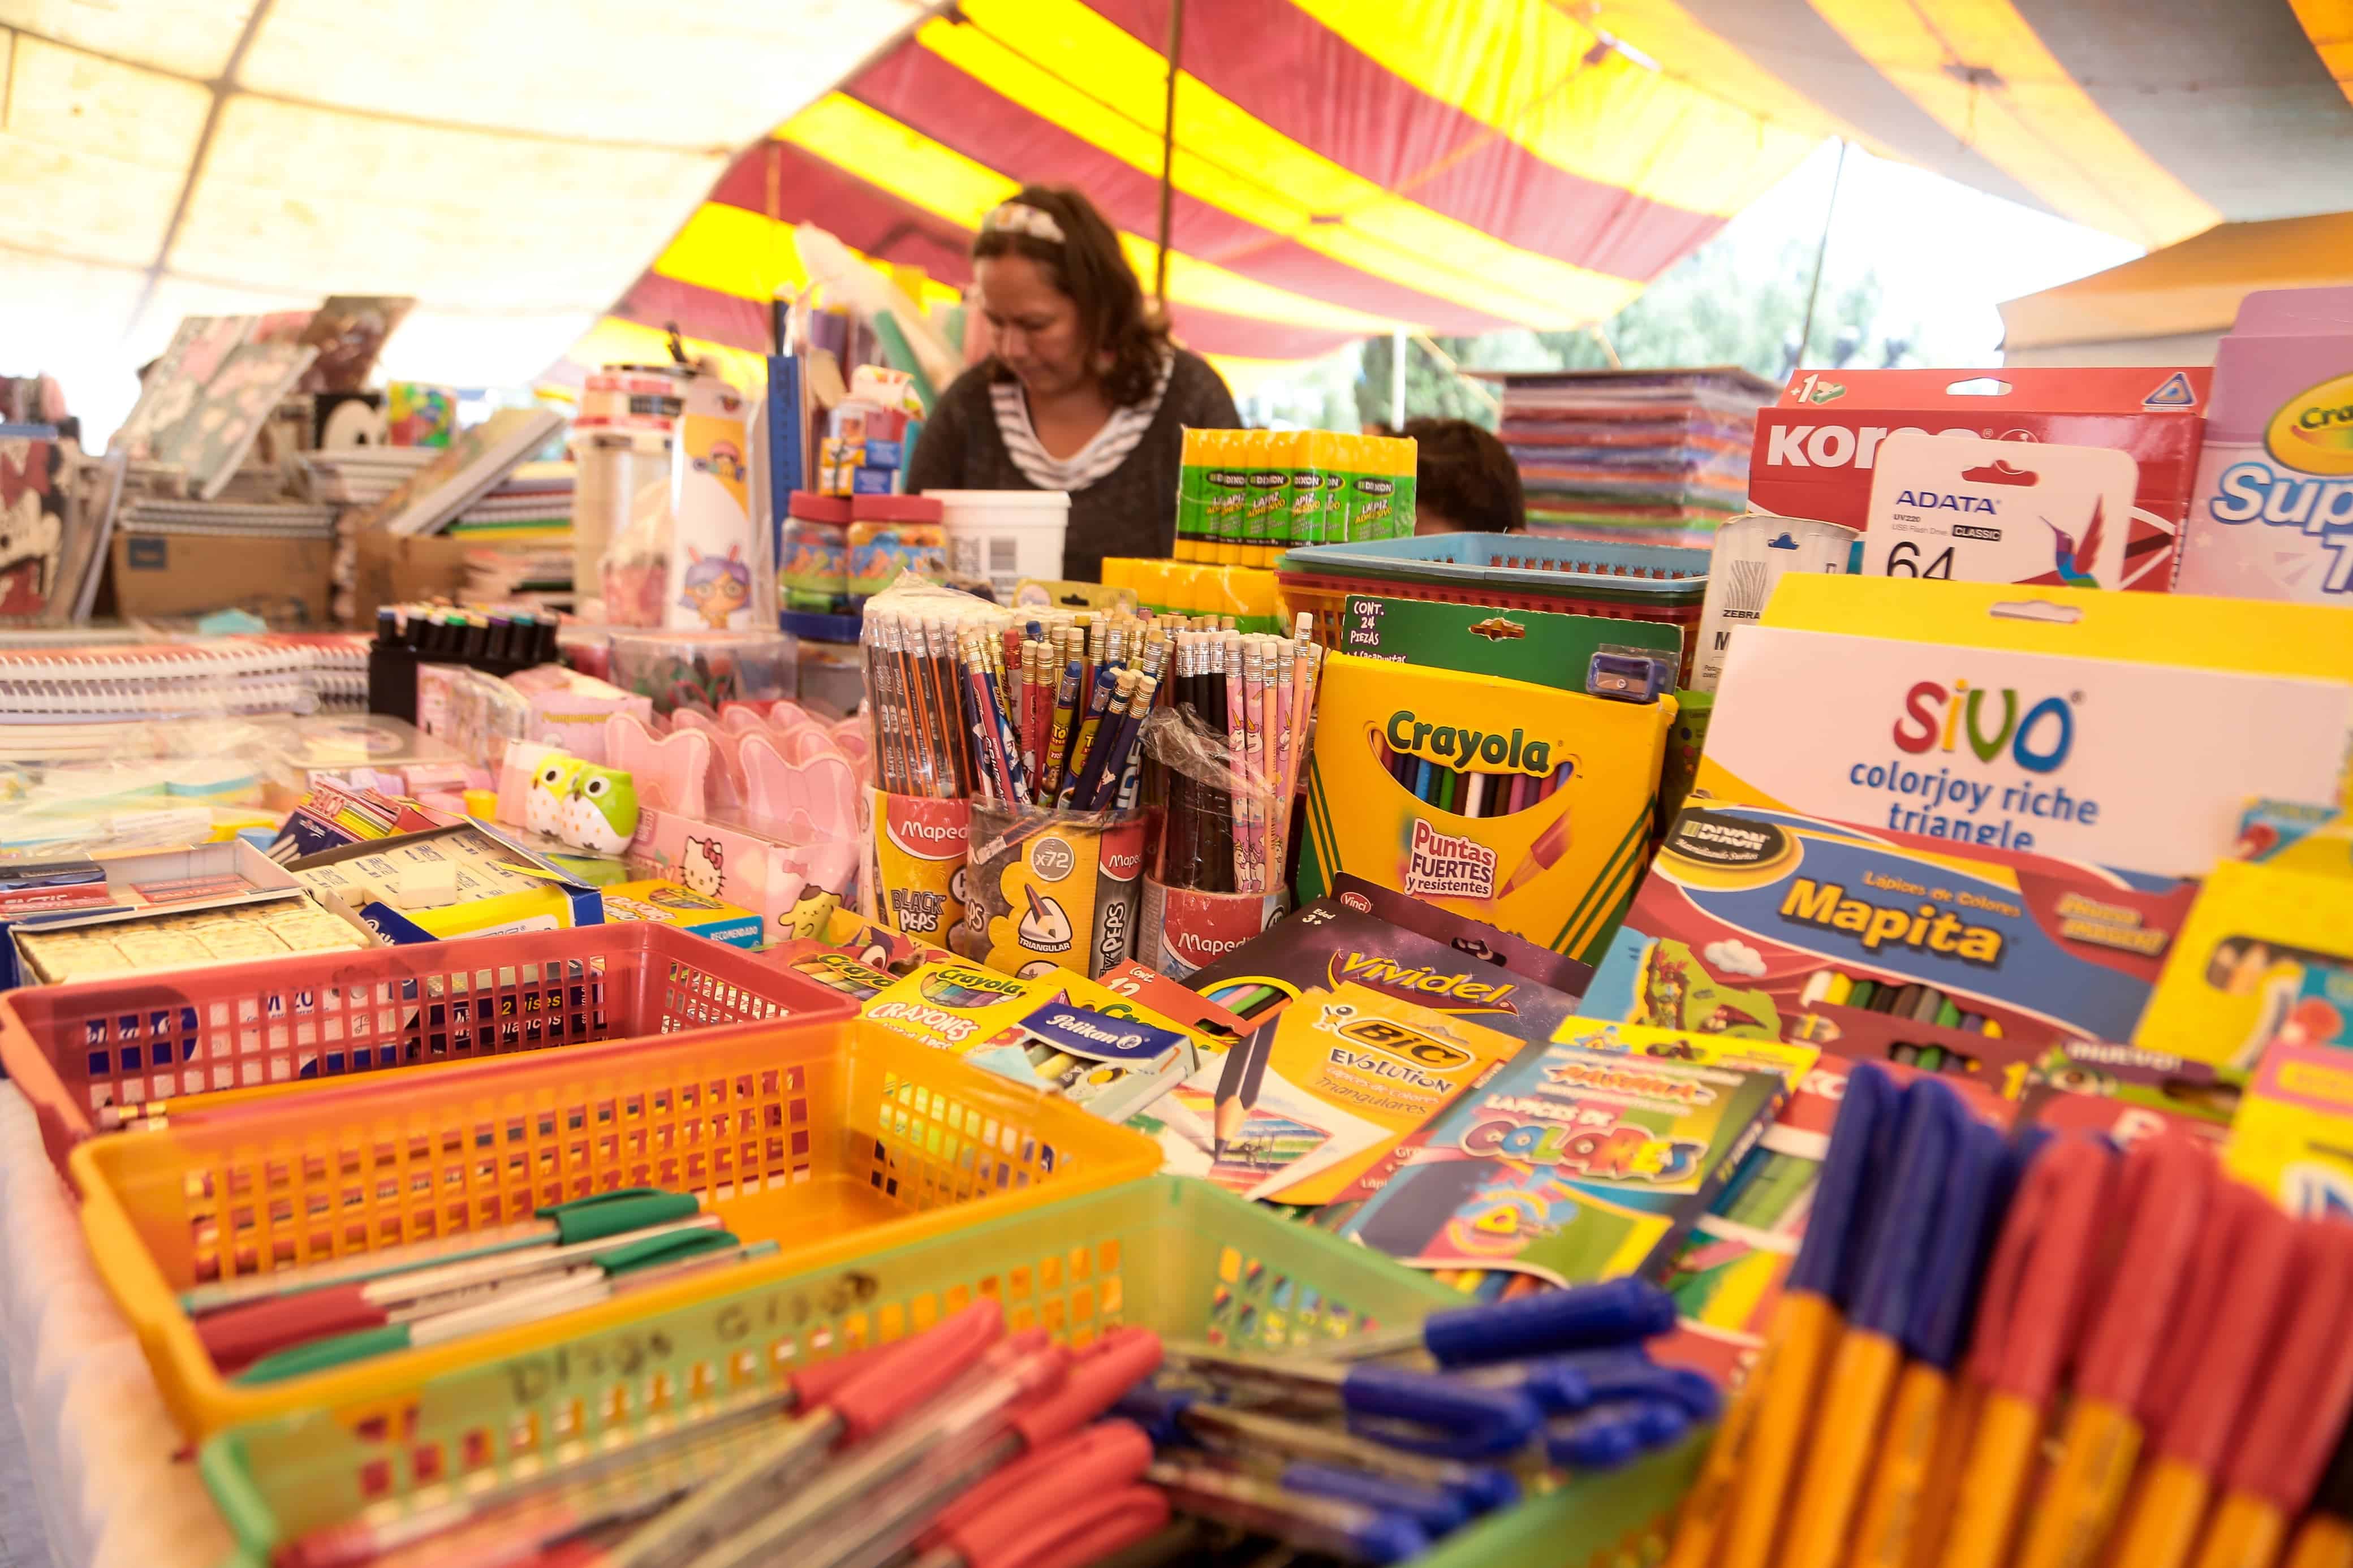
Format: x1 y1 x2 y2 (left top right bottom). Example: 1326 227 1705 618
348 407 566 536
1493 368 1775 549
299 447 438 505
118 499 336 540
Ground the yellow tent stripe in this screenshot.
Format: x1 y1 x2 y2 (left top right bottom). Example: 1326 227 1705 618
1805 0 2219 247
2288 0 2353 106
943 0 1640 327
1291 0 1822 221
651 202 960 313
774 92 1406 339
1583 0 1869 145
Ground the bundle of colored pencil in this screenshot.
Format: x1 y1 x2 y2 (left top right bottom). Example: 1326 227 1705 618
859 585 1262 813
1148 616 1324 897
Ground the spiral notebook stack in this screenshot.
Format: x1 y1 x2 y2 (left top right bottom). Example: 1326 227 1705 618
0 635 368 722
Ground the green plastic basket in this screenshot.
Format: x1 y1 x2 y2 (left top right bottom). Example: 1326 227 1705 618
199 1175 1700 1568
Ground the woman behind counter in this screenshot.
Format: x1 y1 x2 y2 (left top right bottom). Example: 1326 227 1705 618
906 185 1243 583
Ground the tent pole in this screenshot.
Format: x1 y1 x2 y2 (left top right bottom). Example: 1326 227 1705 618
1155 0 1187 310
1390 329 1408 429
1795 138 1847 370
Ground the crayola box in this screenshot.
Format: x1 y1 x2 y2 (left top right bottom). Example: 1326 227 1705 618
1298 653 1675 963
1581 801 2199 1079
859 959 1058 1054
2133 858 2353 1073
2223 1040 2353 1217
1336 1028 1802 1286
2175 288 2353 603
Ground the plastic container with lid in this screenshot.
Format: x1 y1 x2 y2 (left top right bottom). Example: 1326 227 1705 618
924 489 1073 600
847 493 947 601
780 490 854 613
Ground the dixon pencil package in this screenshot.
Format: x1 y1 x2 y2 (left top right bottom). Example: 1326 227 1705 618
1298 651 1675 962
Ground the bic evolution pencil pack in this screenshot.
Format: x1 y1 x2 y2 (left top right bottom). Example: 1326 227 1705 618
1298 653 1675 964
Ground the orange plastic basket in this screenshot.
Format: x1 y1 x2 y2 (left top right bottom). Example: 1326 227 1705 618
2 923 844 1185
71 1015 1162 1437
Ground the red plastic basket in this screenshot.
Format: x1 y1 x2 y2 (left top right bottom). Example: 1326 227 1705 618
0 923 856 1185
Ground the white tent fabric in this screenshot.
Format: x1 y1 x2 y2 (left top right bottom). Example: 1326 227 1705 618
0 0 925 416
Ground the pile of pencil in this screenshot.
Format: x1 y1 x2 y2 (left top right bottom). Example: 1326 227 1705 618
1670 1062 2353 1568
1151 619 1324 898
860 589 1253 813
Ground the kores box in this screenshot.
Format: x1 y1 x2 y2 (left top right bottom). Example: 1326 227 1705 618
1749 367 2211 591
1298 653 1674 962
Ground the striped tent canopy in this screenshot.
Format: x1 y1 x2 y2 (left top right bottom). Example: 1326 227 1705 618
580 0 2353 385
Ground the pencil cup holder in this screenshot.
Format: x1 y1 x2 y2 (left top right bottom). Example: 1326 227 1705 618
959 804 1147 979
1136 877 1286 980
862 787 971 943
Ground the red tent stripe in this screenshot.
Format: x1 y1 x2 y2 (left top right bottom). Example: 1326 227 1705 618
1082 0 1725 280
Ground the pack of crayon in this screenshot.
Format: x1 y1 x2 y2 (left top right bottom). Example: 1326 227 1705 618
960 985 1197 1126
1581 800 2200 1082
1335 1025 1810 1286
1299 651 1675 962
858 958 1061 1053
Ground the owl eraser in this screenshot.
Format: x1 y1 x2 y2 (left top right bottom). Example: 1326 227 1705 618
559 764 640 853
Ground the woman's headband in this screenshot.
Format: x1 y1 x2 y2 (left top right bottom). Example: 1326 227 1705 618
982 201 1066 245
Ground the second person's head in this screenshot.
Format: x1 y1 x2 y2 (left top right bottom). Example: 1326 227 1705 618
973 185 1169 405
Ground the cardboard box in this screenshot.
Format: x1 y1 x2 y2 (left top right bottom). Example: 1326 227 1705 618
111 533 334 627
353 529 471 615
1748 367 2210 592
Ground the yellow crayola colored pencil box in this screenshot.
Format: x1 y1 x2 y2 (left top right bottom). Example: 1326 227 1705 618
1298 653 1675 962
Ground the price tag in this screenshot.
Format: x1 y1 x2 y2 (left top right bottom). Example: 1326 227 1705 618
1863 431 2138 590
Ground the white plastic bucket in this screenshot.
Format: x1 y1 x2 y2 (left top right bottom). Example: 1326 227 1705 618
924 489 1073 597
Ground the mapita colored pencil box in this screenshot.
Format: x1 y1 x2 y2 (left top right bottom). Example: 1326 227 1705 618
1579 800 2199 1079
1298 653 1675 962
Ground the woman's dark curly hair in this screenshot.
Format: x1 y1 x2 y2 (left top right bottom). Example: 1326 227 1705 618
972 184 1171 408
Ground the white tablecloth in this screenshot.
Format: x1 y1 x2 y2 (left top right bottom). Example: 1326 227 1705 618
0 1083 230 1568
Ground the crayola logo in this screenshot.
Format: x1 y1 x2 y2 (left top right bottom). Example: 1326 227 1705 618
1382 712 1555 776
1891 680 2074 774
2268 372 2353 477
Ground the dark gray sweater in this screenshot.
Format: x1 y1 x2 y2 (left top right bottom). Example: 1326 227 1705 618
906 351 1242 583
